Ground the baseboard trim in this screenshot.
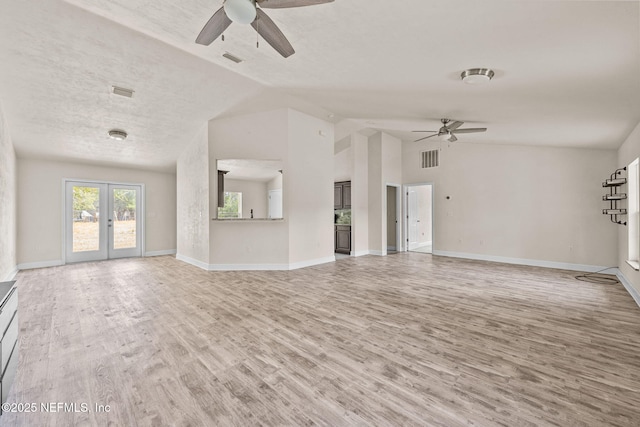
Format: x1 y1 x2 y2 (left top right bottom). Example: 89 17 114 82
432 250 609 273
615 268 640 309
175 253 210 270
178 254 336 271
289 256 335 270
369 250 384 256
17 260 64 270
352 250 370 257
145 249 177 257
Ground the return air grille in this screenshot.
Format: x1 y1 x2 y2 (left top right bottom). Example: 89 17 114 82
421 149 439 169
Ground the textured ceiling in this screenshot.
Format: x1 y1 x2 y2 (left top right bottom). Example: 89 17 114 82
0 0 638 171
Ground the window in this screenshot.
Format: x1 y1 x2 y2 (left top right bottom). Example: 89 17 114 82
218 192 242 219
628 159 639 270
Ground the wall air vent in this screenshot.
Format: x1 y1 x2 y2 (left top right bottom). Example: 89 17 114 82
111 86 134 98
222 52 243 63
421 149 439 169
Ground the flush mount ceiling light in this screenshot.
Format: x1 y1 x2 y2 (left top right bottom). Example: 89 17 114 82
224 0 257 24
108 129 128 141
461 68 495 85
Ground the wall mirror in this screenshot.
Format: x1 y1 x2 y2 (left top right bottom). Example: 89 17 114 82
217 159 283 220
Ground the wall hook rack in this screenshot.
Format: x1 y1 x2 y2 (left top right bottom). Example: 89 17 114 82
602 166 627 225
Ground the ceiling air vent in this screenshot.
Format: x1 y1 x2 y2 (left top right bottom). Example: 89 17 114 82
111 86 134 98
222 52 243 63
421 149 439 169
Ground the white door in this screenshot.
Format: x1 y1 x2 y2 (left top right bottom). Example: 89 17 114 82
65 181 142 263
268 189 283 219
407 189 420 250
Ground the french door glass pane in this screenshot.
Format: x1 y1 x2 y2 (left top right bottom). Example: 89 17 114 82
113 188 137 249
72 186 100 252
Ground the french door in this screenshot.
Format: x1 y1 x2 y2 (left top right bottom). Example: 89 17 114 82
65 181 142 263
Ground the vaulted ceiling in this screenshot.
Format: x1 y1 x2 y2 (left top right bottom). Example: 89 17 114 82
0 0 638 171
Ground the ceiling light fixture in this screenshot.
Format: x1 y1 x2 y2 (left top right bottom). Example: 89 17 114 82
438 132 453 142
461 68 495 85
108 129 128 141
224 0 257 24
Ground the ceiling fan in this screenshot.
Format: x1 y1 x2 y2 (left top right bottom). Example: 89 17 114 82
196 0 334 58
413 119 487 142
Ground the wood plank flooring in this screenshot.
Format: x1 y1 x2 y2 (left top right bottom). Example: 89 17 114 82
2 253 640 426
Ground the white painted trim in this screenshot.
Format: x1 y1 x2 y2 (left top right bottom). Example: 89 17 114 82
175 253 210 270
387 246 397 251
615 269 640 309
178 254 336 271
3 267 18 281
208 263 289 271
18 260 64 270
369 250 385 256
352 250 370 257
289 256 335 270
145 249 177 257
432 250 610 273
626 260 640 271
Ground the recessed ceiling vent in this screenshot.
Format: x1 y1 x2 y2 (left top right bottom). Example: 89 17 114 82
111 86 134 98
222 52 243 64
421 149 439 169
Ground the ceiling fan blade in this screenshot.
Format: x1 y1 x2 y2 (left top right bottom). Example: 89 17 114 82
412 130 438 133
446 121 464 131
251 9 295 58
257 0 334 9
196 7 232 45
451 128 487 134
414 134 438 142
449 134 458 142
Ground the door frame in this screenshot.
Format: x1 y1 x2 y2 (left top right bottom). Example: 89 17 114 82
403 182 434 253
62 179 145 264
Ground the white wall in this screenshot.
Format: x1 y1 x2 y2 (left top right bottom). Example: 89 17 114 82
267 174 283 192
351 133 369 255
368 132 402 254
617 121 640 294
17 158 177 267
0 103 16 280
287 109 334 265
334 136 352 182
176 126 209 266
207 108 333 269
224 178 268 219
403 140 617 269
208 109 290 267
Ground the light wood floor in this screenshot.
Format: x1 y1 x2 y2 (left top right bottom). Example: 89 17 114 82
3 254 640 426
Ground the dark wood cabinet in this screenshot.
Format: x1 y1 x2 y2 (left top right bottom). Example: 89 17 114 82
334 184 343 209
334 181 351 209
335 225 351 254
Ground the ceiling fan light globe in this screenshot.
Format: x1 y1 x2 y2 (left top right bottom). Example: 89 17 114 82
438 132 452 142
224 0 256 24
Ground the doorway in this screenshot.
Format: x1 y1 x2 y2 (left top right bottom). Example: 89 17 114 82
386 185 400 253
406 183 433 254
65 181 143 263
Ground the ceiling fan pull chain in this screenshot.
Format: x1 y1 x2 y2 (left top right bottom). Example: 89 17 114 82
256 16 260 48
222 34 225 41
